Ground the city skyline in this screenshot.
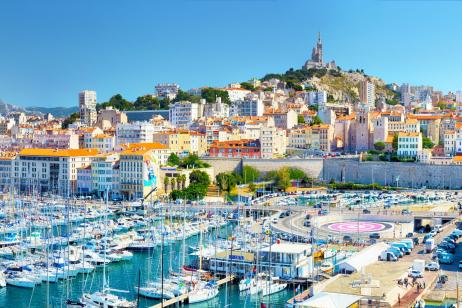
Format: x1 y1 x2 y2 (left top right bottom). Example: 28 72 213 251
1 0 462 107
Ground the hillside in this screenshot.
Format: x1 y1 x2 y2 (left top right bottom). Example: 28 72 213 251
262 68 399 104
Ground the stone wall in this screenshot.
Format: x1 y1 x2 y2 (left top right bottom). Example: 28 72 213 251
323 158 462 189
202 157 324 179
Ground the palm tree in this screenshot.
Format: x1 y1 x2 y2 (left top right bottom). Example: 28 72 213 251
176 177 181 190
170 177 176 192
164 177 169 193
180 174 187 190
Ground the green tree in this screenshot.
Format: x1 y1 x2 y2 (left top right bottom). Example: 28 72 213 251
312 115 323 125
189 170 210 187
201 88 231 105
216 172 237 193
170 177 176 192
163 177 169 193
97 94 133 111
179 174 187 190
242 166 260 184
288 168 306 180
179 154 210 169
392 134 399 151
173 89 201 104
248 182 256 193
297 115 305 124
276 167 292 192
374 141 385 151
422 136 434 149
167 153 181 166
240 82 255 91
62 112 79 129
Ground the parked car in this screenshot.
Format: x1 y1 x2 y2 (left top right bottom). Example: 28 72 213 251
305 214 311 220
425 262 440 271
363 209 371 214
406 232 413 238
343 235 353 243
408 269 423 278
401 209 411 215
434 224 443 233
303 221 311 227
369 233 380 239
412 237 419 245
318 209 328 216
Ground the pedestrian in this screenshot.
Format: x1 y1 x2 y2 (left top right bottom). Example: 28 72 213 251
417 283 420 293
398 294 401 305
423 281 426 288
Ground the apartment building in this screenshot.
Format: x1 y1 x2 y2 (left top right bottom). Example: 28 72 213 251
260 126 287 159
397 132 422 158
13 148 99 196
153 130 207 156
209 139 261 159
91 153 120 198
169 101 202 128
116 122 155 145
79 90 97 126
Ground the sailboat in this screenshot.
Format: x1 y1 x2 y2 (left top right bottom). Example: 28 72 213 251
69 190 135 308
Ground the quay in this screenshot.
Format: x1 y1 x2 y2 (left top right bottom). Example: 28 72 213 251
149 276 235 308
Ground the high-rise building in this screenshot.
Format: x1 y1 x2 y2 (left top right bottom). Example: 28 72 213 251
79 90 97 126
359 80 375 106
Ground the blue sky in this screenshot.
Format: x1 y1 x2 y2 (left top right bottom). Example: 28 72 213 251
1 0 461 107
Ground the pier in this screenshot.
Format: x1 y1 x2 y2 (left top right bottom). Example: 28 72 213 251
149 276 235 308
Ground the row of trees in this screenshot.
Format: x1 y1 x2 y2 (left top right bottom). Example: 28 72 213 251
163 174 187 193
215 166 312 195
170 170 210 200
167 153 211 169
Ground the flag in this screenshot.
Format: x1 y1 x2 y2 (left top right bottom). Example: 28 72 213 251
260 304 267 308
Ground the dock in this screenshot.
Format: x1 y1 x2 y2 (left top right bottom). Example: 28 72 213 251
149 276 235 308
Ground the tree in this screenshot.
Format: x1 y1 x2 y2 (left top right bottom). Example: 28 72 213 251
242 166 260 184
288 168 306 180
189 170 210 187
179 154 210 168
97 94 133 111
163 177 169 193
201 88 231 105
240 82 255 91
216 172 237 193
248 182 256 193
374 141 385 151
312 115 323 125
173 89 201 104
423 136 434 149
170 177 176 192
167 153 181 166
297 115 306 124
179 174 187 190
276 167 291 192
62 112 79 128
392 134 399 151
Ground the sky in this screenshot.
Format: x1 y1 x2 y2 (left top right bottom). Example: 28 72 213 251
1 0 462 107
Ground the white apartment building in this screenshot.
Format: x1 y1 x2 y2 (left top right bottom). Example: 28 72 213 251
306 91 327 106
231 99 264 117
116 122 155 145
223 88 251 102
91 153 120 198
444 130 456 156
33 130 80 149
260 125 287 159
456 91 462 104
359 80 375 106
397 132 422 158
79 90 97 126
86 134 115 152
169 101 201 128
13 148 99 196
388 119 420 133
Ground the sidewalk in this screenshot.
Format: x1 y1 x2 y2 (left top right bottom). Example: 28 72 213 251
392 272 438 308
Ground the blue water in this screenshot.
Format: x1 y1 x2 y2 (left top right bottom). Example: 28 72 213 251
0 227 293 308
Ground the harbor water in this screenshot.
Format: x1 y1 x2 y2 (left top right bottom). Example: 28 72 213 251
0 224 293 308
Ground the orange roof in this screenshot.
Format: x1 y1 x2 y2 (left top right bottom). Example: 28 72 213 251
93 134 113 139
398 132 421 137
120 142 168 150
408 114 442 120
19 148 99 157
